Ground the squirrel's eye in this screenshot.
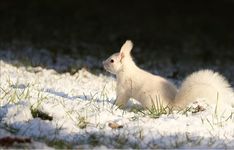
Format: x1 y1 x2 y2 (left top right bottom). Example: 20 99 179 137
110 59 114 63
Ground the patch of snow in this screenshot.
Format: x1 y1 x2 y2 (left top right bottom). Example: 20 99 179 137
0 58 234 149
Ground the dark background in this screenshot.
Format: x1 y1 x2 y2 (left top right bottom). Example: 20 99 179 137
0 0 234 78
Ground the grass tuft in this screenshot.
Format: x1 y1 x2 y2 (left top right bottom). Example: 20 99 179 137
47 140 72 149
30 108 53 121
146 95 172 119
77 116 89 129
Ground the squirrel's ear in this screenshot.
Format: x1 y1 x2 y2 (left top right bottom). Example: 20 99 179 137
119 52 124 63
119 40 133 55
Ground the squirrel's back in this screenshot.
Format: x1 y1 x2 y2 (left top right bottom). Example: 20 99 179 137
174 69 234 108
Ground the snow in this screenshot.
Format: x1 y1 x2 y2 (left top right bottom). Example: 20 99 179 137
0 53 234 149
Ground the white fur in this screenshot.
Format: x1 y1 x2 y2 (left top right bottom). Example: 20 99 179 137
174 70 234 109
103 40 234 109
103 40 177 109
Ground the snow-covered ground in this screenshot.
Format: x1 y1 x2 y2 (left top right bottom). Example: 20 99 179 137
0 51 234 149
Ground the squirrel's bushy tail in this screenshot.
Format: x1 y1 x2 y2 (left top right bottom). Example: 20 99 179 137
174 69 234 108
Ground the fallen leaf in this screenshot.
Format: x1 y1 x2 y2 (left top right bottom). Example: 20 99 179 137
0 136 31 147
108 122 123 129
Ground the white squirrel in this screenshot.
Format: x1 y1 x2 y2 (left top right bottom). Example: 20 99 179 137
103 40 234 110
